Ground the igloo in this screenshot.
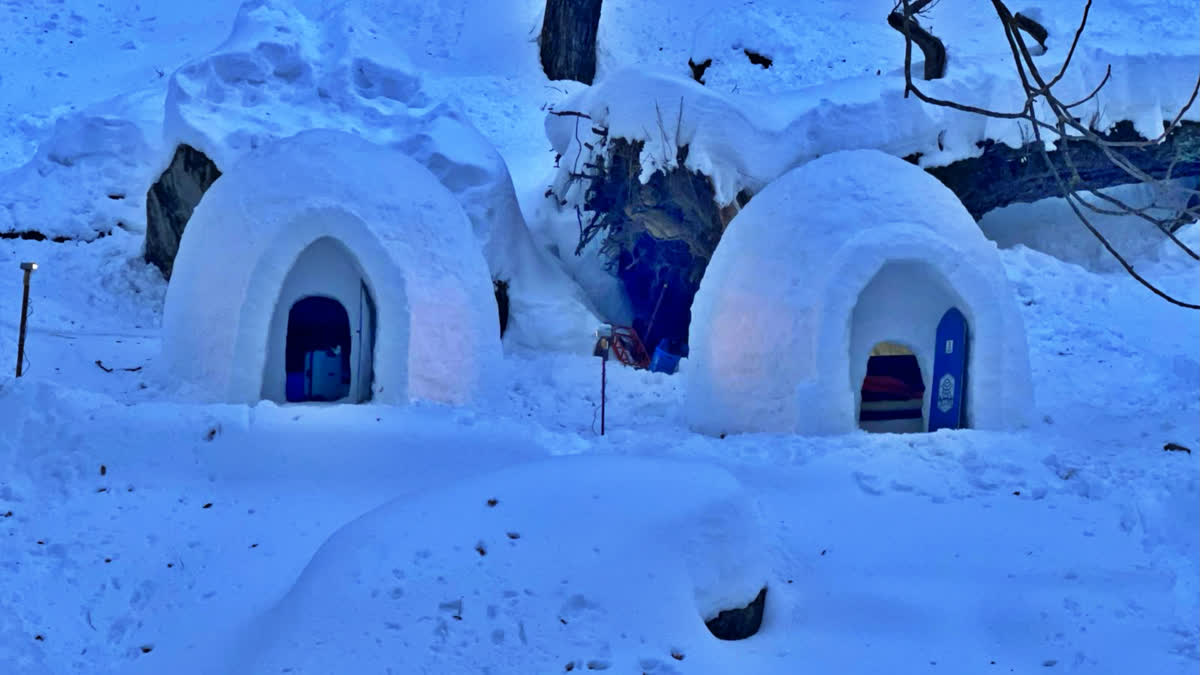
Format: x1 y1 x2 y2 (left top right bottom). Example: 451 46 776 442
159 130 501 406
146 0 599 354
686 149 1032 436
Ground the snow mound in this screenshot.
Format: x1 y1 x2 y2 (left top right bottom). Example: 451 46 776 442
0 89 164 242
163 0 599 353
235 456 777 674
159 129 500 406
597 0 1199 98
548 45 1198 213
687 150 1033 435
979 179 1200 272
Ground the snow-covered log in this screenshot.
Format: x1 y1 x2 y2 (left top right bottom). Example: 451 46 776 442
924 120 1200 220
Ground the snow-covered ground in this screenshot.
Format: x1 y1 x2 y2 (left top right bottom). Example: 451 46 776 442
1 0 1197 673
2 227 1196 673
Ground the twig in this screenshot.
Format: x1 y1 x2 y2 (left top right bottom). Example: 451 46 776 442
1045 0 1093 89
94 360 142 373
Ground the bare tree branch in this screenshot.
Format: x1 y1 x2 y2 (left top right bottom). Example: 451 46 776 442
894 0 1199 308
1013 12 1048 50
891 0 947 81
1045 0 1094 89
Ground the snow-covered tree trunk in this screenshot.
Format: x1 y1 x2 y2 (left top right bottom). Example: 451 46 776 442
539 0 603 85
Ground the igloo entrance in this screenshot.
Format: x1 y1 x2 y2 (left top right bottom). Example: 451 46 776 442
617 234 697 364
850 261 970 433
262 237 377 404
858 343 925 433
286 297 352 402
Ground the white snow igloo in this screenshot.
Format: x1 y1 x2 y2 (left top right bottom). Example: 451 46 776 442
160 130 501 406
687 149 1032 436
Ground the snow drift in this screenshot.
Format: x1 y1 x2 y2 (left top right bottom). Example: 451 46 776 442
548 46 1198 219
233 456 777 674
0 89 165 243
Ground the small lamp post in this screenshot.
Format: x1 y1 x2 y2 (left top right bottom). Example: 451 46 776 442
593 328 611 435
16 262 37 377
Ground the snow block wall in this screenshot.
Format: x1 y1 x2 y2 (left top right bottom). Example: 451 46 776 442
687 150 1033 436
159 130 501 407
160 0 599 353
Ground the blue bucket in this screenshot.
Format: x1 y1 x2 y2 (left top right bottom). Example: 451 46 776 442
650 343 682 374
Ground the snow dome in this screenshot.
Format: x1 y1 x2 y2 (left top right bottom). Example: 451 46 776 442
159 129 501 406
150 0 599 354
687 149 1032 436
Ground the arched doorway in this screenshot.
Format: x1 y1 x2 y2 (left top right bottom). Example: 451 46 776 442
285 296 352 402
859 342 925 433
849 261 971 433
262 237 377 404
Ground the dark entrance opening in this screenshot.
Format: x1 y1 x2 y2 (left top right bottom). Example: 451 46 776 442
285 296 352 402
618 233 696 363
859 342 926 433
494 278 510 337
